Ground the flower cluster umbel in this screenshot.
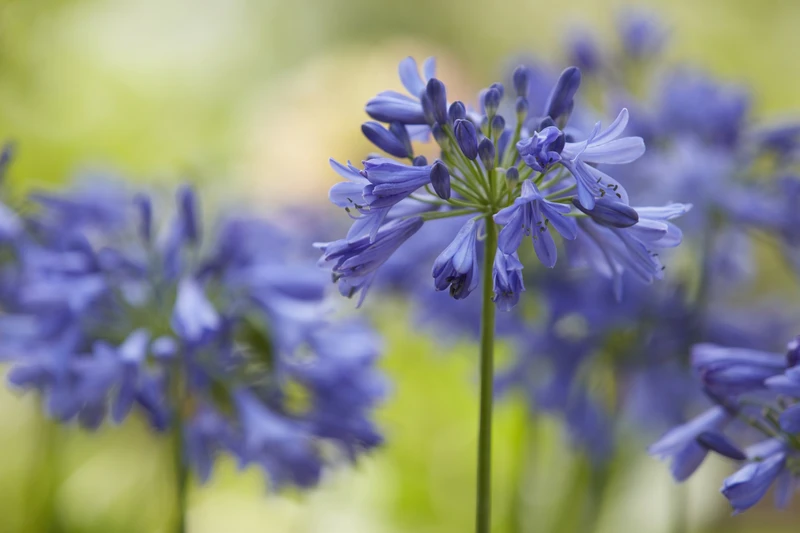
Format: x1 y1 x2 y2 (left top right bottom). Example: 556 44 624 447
650 338 800 513
318 57 689 307
3 178 385 490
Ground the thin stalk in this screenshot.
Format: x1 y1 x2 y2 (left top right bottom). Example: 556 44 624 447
171 368 188 533
25 410 64 533
420 208 479 221
476 217 498 533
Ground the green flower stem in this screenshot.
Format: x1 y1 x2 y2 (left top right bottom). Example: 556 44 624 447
420 208 479 221
171 368 189 533
501 121 524 169
476 216 498 533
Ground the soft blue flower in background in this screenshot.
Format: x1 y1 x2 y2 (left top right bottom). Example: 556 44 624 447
3 177 388 490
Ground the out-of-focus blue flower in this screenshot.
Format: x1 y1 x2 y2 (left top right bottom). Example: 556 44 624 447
618 12 667 60
649 406 733 481
721 439 789 513
692 344 786 396
3 180 388 490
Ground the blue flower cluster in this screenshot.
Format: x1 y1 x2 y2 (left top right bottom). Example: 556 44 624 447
650 338 800 513
2 174 386 489
319 55 688 309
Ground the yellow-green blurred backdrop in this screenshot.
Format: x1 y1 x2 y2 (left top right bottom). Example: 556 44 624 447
0 0 799 532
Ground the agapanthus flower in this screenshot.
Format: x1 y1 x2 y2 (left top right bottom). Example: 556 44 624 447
3 179 387 490
494 180 577 267
432 218 480 299
492 251 525 312
651 332 800 512
322 56 683 314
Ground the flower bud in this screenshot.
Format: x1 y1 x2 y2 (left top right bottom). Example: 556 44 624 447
431 123 449 150
505 167 519 186
515 96 529 117
426 78 449 125
512 66 529 97
538 116 557 130
544 66 581 125
413 155 429 167
696 431 746 461
490 82 504 99
430 160 451 200
390 122 413 157
361 121 411 158
483 87 501 118
420 92 436 126
454 119 478 160
478 138 495 168
449 101 466 122
177 184 199 244
491 115 506 138
133 194 152 243
787 336 800 367
571 197 639 228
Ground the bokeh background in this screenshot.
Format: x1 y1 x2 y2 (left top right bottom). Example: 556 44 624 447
0 0 799 532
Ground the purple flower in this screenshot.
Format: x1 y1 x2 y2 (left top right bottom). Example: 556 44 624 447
649 406 733 481
517 126 565 173
544 67 581 125
234 389 322 488
492 251 525 311
432 218 480 299
721 439 788 513
494 180 577 267
316 217 424 305
365 56 436 125
572 203 689 298
561 109 645 209
692 343 786 396
171 277 220 346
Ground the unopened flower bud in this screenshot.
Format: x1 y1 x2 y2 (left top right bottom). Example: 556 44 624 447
491 115 506 138
430 160 451 200
426 78 449 125
512 66 529 97
544 66 581 125
361 121 411 158
449 101 466 122
515 96 529 117
483 87 501 118
505 167 519 186
413 155 429 166
454 119 478 160
572 197 639 228
431 123 449 149
478 138 495 168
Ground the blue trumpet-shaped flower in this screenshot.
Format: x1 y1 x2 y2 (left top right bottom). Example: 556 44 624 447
494 180 577 268
721 439 789 513
649 406 733 481
366 56 436 126
560 109 645 209
432 218 480 299
316 216 424 305
492 251 525 311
